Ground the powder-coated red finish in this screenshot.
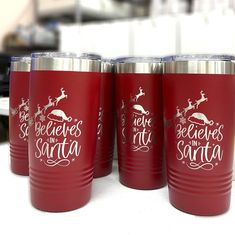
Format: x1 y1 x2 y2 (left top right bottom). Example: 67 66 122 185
116 73 166 189
29 71 100 212
94 72 115 178
9 71 30 176
163 73 235 215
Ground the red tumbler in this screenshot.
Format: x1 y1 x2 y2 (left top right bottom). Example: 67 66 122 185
115 57 166 189
9 56 31 176
29 52 101 212
94 59 115 178
163 54 235 215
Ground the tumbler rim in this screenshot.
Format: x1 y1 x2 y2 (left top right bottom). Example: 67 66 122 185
115 56 162 74
163 54 233 74
10 56 31 72
101 59 114 73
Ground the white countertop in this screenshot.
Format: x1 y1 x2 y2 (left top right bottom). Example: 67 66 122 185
0 142 234 235
0 97 9 116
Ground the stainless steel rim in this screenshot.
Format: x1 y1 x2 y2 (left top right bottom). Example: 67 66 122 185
115 57 162 74
11 57 31 72
101 60 113 73
31 52 101 72
163 54 234 74
163 61 232 74
231 60 235 74
73 58 100 72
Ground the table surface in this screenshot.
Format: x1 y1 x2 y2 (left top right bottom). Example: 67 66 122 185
0 97 9 116
0 142 234 235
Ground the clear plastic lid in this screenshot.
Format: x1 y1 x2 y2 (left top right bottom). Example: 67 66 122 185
31 52 76 59
163 54 235 62
115 56 161 64
11 56 31 63
80 53 102 60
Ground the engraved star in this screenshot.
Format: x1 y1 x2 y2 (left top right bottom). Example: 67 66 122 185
24 105 29 112
39 114 45 122
179 116 186 125
29 119 34 127
72 158 75 162
11 108 17 116
216 123 219 126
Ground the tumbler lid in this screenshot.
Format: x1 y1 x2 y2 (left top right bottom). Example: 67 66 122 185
31 52 101 72
163 54 234 62
163 54 233 74
115 57 162 74
11 56 31 72
80 53 102 60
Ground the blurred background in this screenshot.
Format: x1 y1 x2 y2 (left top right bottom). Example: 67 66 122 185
1 0 235 98
0 0 235 140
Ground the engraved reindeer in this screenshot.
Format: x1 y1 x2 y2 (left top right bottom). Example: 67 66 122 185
121 100 125 109
55 88 68 106
183 99 195 116
44 96 54 113
35 104 42 118
135 87 145 101
195 90 208 108
19 98 28 109
130 94 136 103
175 106 182 118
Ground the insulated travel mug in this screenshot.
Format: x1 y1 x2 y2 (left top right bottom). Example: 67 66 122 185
9 56 31 176
29 52 101 212
94 59 115 178
115 57 166 189
163 54 235 215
